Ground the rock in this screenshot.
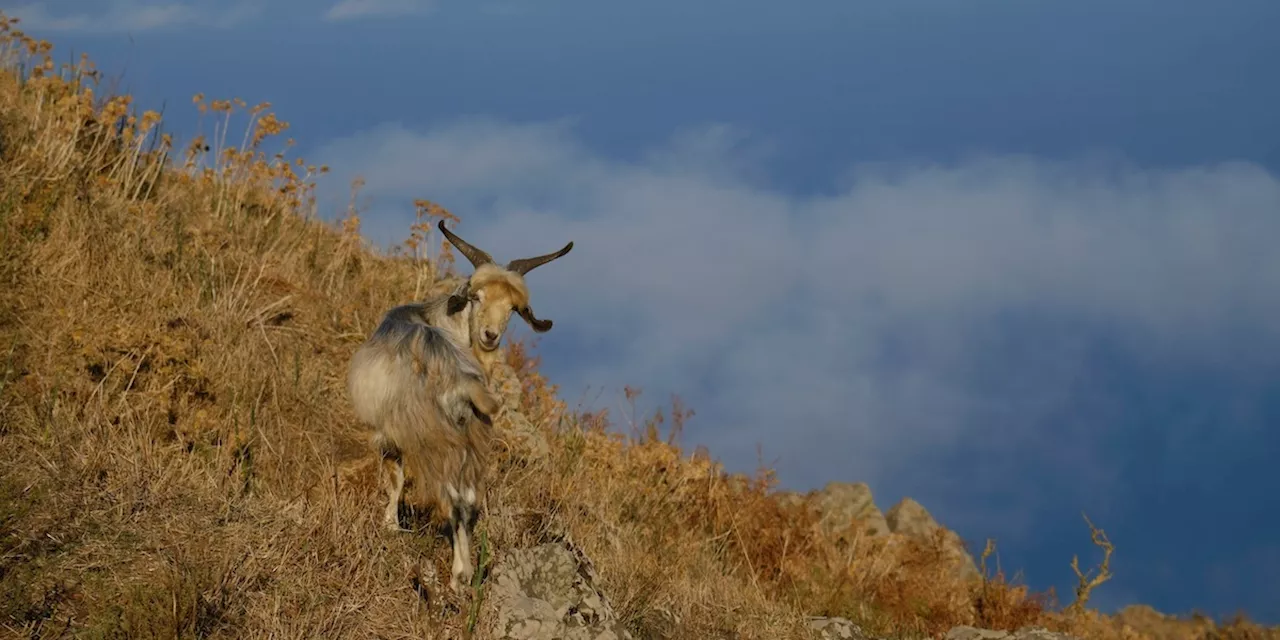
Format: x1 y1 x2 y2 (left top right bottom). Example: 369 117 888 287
808 616 871 640
483 542 632 640
506 412 552 459
946 627 1011 640
885 498 981 581
946 626 1080 640
812 482 890 537
799 485 981 580
488 359 524 408
1009 629 1082 640
488 360 551 459
884 497 940 538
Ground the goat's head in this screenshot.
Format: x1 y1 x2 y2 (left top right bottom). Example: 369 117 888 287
438 220 573 353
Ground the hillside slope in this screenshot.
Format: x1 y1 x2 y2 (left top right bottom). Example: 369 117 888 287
0 16 1274 640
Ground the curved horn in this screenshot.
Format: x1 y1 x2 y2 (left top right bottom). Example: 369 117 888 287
506 241 574 276
437 220 494 268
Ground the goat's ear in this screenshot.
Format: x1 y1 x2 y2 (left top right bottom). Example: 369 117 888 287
517 306 554 333
447 295 469 315
446 283 472 316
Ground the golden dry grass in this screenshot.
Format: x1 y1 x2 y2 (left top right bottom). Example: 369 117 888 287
0 14 1276 640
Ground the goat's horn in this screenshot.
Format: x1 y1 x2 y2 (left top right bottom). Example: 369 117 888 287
437 220 494 268
506 241 574 276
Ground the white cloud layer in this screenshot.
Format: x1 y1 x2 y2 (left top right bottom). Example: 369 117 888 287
323 0 435 21
314 118 1280 532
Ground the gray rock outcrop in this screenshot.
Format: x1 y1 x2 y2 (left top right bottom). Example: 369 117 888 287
809 616 872 640
885 497 981 581
488 359 551 459
946 626 1081 640
812 481 891 537
483 542 632 640
774 483 981 581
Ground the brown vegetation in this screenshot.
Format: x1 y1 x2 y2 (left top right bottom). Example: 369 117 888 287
0 13 1275 639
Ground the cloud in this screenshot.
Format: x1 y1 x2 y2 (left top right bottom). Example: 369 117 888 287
313 118 1280 537
5 1 258 33
323 0 435 21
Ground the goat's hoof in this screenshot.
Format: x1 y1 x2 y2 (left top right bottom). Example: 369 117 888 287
449 572 472 595
383 519 409 533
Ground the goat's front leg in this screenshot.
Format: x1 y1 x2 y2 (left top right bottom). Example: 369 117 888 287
446 484 476 593
381 456 408 532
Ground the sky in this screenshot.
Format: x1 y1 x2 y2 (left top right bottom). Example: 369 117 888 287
5 0 1279 624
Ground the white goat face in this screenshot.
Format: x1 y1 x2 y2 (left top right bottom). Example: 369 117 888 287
468 282 518 352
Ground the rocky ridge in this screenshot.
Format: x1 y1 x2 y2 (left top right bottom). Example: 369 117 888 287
774 479 981 581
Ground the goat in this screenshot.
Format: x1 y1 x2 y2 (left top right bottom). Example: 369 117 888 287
346 220 573 593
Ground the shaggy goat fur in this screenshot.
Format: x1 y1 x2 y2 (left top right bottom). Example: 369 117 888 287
347 302 501 592
346 220 574 594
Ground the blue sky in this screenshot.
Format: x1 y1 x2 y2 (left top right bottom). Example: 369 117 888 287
7 0 1280 624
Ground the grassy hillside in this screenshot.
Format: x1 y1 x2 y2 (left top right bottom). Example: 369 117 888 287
0 15 1274 640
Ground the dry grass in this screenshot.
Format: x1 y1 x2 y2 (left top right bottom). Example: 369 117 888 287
0 14 1276 640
